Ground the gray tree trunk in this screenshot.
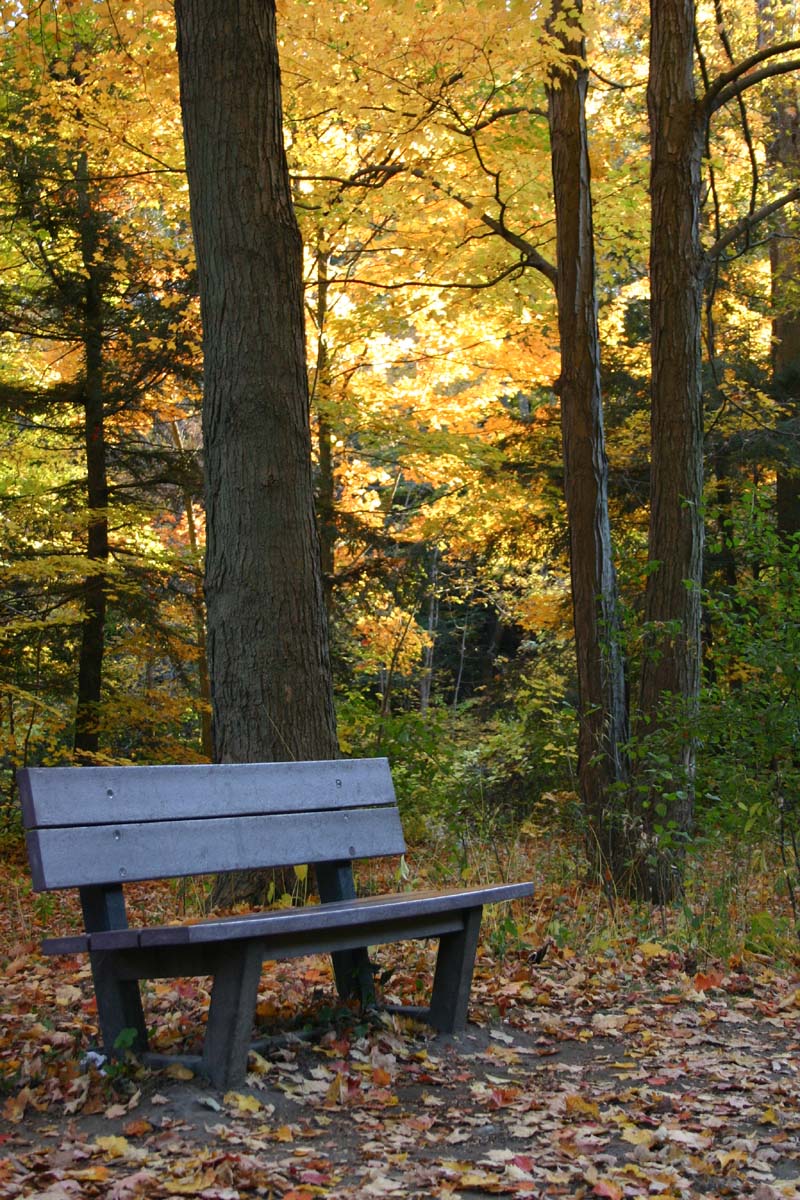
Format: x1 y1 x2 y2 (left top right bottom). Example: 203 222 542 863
174 0 338 775
547 0 629 881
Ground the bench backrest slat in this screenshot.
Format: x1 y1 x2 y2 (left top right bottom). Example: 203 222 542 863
19 758 395 827
19 758 406 892
25 807 406 891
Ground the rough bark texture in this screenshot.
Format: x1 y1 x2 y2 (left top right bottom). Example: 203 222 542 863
546 0 629 880
638 0 706 901
74 156 108 763
174 0 338 771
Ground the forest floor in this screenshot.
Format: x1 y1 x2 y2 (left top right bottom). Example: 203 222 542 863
1 850 799 1199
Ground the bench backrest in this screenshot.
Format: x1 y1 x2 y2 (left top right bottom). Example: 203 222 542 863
19 758 405 892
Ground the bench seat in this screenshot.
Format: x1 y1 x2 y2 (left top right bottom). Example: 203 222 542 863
42 883 531 954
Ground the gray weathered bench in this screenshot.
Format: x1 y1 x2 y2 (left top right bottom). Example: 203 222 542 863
20 757 533 1088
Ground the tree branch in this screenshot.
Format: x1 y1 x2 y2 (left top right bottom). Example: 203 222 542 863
294 159 558 288
704 40 800 114
705 186 800 262
409 169 557 286
330 257 531 291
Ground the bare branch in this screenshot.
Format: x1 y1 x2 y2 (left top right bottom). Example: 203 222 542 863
408 169 558 286
589 67 635 91
706 186 800 262
704 40 800 113
442 104 547 134
333 258 531 291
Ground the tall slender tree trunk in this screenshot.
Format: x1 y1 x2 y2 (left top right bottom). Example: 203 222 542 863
637 0 706 901
547 0 629 880
175 0 338 769
169 421 213 759
419 547 439 715
74 155 108 763
758 1 800 538
313 243 337 618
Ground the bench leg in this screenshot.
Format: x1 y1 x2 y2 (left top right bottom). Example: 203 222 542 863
330 947 376 1007
316 860 375 1008
90 951 148 1057
428 906 483 1033
202 943 263 1089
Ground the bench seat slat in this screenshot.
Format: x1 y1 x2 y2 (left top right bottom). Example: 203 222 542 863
39 883 534 957
130 882 533 947
85 915 470 981
19 758 395 828
41 933 91 955
26 805 406 891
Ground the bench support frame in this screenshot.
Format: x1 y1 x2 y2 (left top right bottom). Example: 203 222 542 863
85 904 487 1088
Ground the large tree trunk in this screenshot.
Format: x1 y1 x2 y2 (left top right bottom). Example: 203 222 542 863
74 155 108 763
175 1 341 913
175 0 338 767
637 0 706 902
546 0 629 881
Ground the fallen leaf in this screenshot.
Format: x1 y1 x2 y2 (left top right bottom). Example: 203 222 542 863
593 1181 624 1200
108 1172 160 1200
2 1086 31 1124
164 1062 194 1080
123 1119 153 1137
638 942 668 959
94 1135 132 1158
565 1094 600 1119
223 1090 262 1113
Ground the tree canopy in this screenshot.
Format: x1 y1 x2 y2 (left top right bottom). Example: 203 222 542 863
1 0 798 909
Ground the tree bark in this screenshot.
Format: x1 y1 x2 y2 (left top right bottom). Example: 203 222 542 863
637 0 706 901
74 154 109 763
546 0 629 880
174 0 338 771
313 242 337 618
758 2 800 538
169 421 213 760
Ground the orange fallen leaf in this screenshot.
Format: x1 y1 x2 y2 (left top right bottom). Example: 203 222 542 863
2 1087 31 1124
593 1181 624 1200
694 970 724 991
123 1119 154 1138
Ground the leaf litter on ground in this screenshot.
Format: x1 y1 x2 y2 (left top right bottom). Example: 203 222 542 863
1 867 799 1198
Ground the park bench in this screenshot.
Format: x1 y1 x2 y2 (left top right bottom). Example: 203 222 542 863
19 757 533 1088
